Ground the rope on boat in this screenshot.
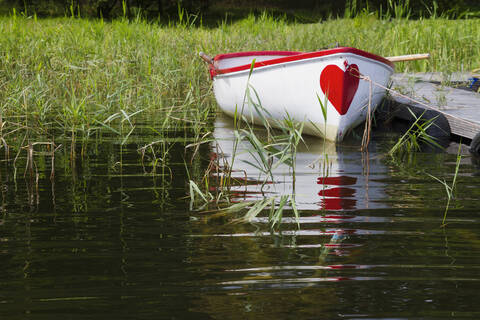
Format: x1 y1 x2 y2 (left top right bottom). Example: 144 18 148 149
360 75 373 151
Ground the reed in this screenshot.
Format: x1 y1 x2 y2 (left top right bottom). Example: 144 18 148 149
186 78 305 228
427 143 462 226
1 14 478 150
388 108 443 158
1 12 478 219
311 93 331 177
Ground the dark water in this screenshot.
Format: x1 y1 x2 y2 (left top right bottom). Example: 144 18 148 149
1 118 480 319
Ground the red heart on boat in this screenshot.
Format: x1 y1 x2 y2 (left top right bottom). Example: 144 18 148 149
320 63 360 115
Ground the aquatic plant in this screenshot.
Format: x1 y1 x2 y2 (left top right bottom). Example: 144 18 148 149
388 108 443 158
0 14 478 156
187 76 305 228
427 144 462 226
309 93 331 176
1 12 478 223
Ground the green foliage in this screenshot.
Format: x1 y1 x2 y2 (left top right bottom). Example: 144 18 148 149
0 16 217 147
218 87 305 229
427 144 462 226
0 13 477 229
0 13 478 178
1 0 479 20
188 75 305 229
389 108 444 158
0 14 478 147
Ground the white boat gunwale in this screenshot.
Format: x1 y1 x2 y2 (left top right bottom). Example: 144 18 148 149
212 52 395 79
209 47 395 78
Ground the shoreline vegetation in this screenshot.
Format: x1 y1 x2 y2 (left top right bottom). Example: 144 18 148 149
2 0 479 21
0 3 476 224
0 8 479 171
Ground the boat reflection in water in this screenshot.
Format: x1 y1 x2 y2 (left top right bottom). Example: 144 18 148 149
211 116 388 213
201 117 394 293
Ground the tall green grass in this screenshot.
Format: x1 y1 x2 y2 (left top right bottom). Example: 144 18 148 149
1 12 476 226
0 13 479 158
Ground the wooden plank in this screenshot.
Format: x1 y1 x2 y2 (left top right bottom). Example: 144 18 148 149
386 73 480 140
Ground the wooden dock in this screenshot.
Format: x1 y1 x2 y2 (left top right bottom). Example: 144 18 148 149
379 72 480 152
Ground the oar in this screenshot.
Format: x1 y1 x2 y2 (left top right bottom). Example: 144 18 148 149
386 53 430 62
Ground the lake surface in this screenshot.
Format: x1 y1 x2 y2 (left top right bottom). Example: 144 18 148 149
1 116 480 319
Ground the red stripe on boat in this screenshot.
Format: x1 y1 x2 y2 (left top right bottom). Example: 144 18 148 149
211 47 394 77
214 50 301 60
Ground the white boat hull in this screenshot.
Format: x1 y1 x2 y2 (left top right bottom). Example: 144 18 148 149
209 48 394 142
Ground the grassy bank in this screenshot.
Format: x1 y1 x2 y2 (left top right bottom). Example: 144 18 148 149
0 14 479 150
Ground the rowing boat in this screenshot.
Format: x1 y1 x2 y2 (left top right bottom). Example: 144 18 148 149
201 47 395 142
